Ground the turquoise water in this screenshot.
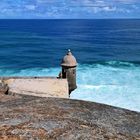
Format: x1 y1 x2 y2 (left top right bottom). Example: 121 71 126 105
71 62 140 112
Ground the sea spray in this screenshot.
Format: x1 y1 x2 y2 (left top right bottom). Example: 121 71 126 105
71 61 140 112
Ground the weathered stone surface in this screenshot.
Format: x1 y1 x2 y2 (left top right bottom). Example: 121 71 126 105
0 80 8 95
0 94 140 140
2 77 69 98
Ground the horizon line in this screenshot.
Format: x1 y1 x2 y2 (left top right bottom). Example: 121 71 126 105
0 18 140 20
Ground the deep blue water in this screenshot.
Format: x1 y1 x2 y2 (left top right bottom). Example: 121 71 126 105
0 19 140 111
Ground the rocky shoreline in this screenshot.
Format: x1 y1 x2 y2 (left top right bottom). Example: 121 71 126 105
0 93 140 140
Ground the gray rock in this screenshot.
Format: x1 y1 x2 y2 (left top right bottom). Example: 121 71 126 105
0 80 8 95
0 94 140 140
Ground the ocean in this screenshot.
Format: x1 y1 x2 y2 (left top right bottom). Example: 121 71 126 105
0 19 140 112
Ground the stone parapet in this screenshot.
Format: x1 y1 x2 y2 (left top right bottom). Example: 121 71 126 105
0 77 69 98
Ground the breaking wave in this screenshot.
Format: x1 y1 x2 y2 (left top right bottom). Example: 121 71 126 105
71 61 140 112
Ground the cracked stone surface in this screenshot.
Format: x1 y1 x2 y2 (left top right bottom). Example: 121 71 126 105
0 94 140 140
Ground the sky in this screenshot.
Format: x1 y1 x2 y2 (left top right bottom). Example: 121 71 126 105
0 0 140 19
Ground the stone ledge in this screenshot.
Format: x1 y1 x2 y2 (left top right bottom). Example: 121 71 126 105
0 94 140 140
0 77 69 98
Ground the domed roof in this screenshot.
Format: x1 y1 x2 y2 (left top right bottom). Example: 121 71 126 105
61 49 77 67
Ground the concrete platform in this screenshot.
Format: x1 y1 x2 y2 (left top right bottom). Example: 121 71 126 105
0 94 140 140
1 77 69 98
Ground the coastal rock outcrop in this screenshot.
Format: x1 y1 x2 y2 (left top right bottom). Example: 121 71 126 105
0 94 140 140
0 80 9 95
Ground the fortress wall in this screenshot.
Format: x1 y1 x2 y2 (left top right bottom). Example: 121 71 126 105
0 77 69 98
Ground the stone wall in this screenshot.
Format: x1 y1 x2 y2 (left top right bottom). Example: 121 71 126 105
0 77 69 98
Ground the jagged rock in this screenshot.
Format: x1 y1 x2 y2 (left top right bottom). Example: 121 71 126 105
0 80 9 94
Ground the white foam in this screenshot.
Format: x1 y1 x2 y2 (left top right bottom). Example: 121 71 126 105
0 67 61 77
71 63 140 112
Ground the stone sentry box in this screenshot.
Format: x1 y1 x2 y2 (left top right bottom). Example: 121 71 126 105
0 50 77 98
61 49 77 94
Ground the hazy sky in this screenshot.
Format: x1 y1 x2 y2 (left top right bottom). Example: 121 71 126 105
0 0 140 19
